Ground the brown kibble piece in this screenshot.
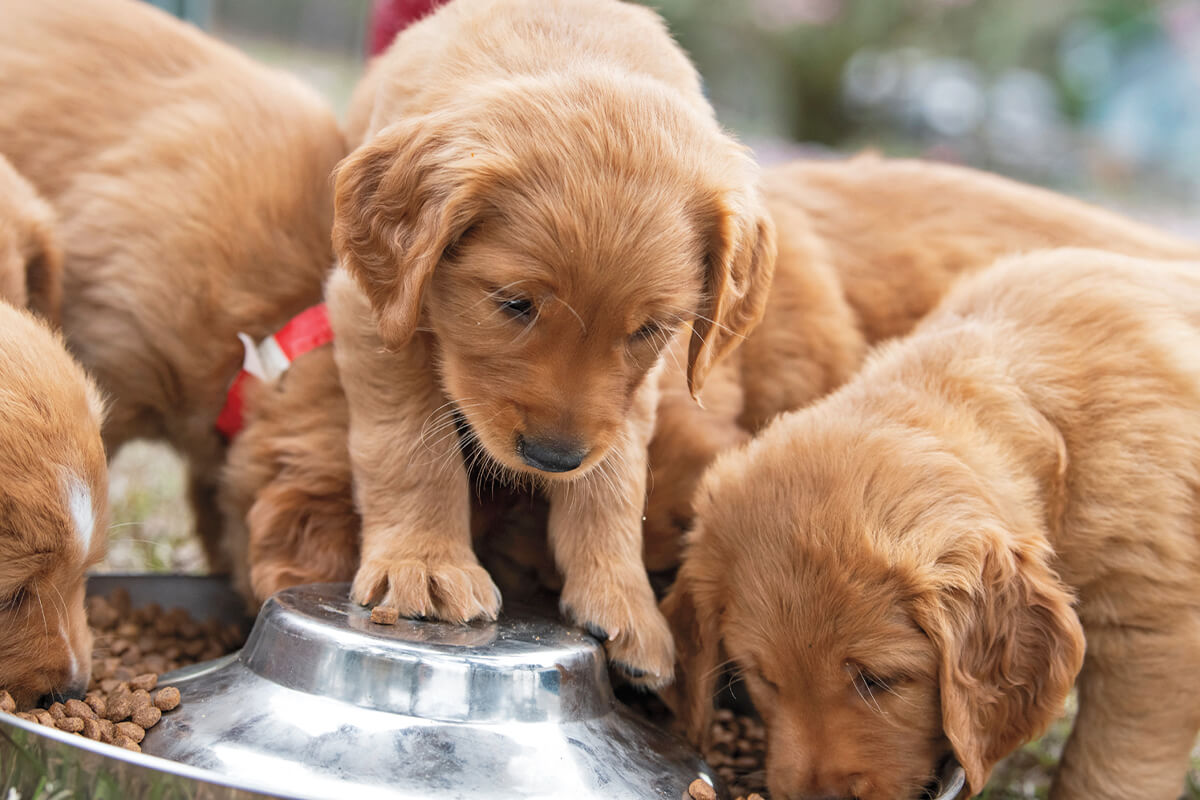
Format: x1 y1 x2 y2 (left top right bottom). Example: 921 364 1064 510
0 690 14 713
15 712 36 723
130 673 157 692
48 702 66 720
33 709 55 727
55 716 85 733
85 693 106 718
131 689 152 709
116 721 146 743
746 794 765 800
370 605 400 625
98 719 116 743
131 704 161 729
65 698 96 720
113 734 141 752
105 694 133 722
154 687 181 712
687 778 717 800
81 718 102 741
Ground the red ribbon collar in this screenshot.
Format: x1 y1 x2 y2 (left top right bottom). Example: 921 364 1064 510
216 303 333 439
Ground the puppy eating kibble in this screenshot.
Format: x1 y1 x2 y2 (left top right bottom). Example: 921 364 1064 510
0 303 107 708
0 0 345 574
328 0 774 684
664 249 1200 800
0 153 61 323
643 155 1200 570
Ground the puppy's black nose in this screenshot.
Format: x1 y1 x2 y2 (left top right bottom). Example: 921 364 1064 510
517 435 587 473
37 679 88 708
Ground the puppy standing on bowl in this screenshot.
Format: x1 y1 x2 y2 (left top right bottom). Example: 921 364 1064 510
664 249 1200 799
329 0 774 683
0 303 107 708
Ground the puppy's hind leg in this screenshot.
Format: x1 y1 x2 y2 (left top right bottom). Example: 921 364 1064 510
1051 618 1200 800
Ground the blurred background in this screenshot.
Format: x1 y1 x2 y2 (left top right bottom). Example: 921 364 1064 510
110 2 1199 796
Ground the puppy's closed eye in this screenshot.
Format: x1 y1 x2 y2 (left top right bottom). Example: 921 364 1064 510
0 585 29 612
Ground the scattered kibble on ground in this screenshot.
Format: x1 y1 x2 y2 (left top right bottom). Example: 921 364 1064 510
1 587 245 753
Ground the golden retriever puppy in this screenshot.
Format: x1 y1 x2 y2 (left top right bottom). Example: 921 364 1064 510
219 345 360 602
0 0 345 573
664 249 1200 800
329 0 773 684
0 154 61 323
643 156 1200 570
219 341 557 607
0 303 107 708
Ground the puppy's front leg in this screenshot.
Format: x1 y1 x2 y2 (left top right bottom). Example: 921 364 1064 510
328 271 499 622
549 377 674 687
1051 621 1200 800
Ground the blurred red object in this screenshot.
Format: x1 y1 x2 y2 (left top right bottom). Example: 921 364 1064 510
369 0 446 55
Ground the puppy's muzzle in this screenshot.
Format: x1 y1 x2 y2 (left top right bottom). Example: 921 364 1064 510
517 434 588 473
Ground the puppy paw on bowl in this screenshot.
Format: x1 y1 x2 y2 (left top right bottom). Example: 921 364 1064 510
561 578 675 689
351 551 502 623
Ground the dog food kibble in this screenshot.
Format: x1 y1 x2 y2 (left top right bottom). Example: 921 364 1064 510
687 778 718 800
0 588 245 754
130 673 158 692
702 708 768 800
132 704 162 729
370 605 400 625
116 720 146 743
154 686 181 711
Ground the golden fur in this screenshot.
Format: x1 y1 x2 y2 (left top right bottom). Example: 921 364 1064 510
0 0 346 572
664 249 1200 800
219 342 559 607
644 155 1200 570
327 0 773 684
223 155 1200 608
0 303 107 708
0 153 62 323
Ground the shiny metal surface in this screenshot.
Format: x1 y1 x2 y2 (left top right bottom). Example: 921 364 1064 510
0 576 968 800
145 583 717 799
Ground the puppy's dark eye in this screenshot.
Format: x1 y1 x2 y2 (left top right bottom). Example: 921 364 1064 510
498 297 533 319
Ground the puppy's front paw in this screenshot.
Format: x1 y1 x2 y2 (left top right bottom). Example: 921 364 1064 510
561 579 675 689
352 554 502 623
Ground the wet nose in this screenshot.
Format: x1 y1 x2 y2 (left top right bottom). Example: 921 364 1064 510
517 434 587 473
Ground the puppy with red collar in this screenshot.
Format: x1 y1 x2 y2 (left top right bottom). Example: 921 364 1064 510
0 302 107 707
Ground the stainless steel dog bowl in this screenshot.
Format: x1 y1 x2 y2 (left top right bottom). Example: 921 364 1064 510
0 576 966 800
142 582 715 799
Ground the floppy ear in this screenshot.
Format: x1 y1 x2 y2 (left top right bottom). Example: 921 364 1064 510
658 558 724 749
331 116 493 348
687 186 776 398
915 531 1085 795
22 214 63 327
